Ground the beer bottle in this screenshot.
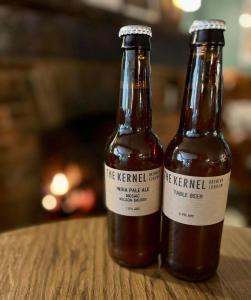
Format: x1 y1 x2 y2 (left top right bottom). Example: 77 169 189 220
161 20 232 281
105 25 163 267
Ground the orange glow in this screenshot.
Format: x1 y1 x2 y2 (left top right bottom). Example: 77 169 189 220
64 189 96 213
50 173 69 196
42 195 58 211
65 164 82 187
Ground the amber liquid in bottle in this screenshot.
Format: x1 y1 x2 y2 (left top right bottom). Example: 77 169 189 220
161 28 231 281
105 32 163 267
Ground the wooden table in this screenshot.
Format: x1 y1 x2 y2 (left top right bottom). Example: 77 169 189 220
0 217 250 300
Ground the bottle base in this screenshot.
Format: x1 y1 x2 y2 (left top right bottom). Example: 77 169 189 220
108 247 158 268
163 262 217 282
111 255 156 268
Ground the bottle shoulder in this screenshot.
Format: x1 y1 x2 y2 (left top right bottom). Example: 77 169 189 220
164 133 232 176
105 129 163 170
106 129 162 152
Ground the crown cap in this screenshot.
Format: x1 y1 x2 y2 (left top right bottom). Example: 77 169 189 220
119 25 152 38
189 20 226 34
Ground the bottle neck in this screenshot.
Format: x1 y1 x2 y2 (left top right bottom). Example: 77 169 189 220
117 48 152 131
179 44 223 136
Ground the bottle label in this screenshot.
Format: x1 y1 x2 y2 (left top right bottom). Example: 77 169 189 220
105 164 162 216
163 169 231 226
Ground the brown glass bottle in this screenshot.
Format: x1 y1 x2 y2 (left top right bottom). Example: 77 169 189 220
104 26 163 267
161 20 232 281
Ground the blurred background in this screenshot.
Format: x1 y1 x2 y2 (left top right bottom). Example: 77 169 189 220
0 0 250 232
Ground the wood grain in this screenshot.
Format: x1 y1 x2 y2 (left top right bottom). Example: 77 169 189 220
0 217 250 300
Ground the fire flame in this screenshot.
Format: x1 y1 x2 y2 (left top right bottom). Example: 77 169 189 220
50 173 69 196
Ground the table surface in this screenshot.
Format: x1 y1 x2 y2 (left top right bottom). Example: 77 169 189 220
0 217 250 300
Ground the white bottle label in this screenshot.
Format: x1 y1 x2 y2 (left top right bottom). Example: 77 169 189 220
163 169 231 226
105 164 162 216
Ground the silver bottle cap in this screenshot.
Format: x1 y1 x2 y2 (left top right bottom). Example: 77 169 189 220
119 25 152 38
189 20 226 34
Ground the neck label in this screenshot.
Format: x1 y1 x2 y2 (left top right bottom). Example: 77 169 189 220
105 164 162 216
163 168 231 226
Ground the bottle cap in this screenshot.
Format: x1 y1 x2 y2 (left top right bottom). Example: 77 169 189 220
189 20 226 34
119 25 152 38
